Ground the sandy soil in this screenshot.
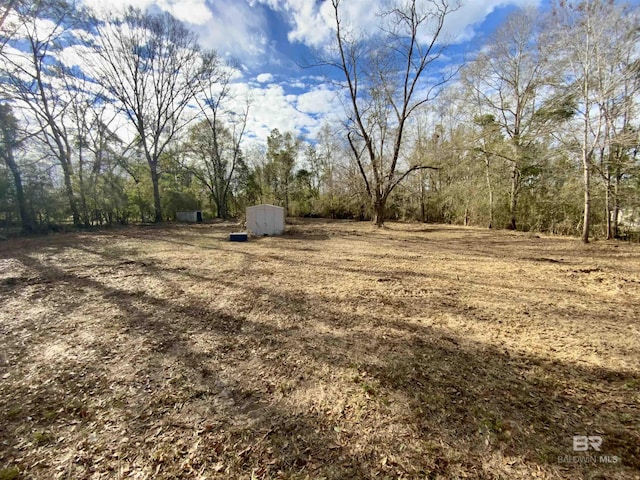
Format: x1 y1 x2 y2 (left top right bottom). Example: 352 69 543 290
0 219 638 479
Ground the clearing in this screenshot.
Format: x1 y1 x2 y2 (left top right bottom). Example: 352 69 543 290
0 220 639 479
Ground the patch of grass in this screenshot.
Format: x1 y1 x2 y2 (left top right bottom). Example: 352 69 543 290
5 407 21 419
32 431 51 447
43 410 58 421
360 381 377 396
64 398 89 418
102 245 140 259
0 467 20 480
537 444 564 464
277 380 295 395
479 413 513 443
2 277 18 287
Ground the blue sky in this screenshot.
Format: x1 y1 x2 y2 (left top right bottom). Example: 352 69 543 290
77 0 546 142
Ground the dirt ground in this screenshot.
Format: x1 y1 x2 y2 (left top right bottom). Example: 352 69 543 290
0 219 638 480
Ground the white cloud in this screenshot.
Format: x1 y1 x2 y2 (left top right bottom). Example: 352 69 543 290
58 45 95 68
81 0 272 62
194 1 269 60
242 83 317 139
296 86 339 115
156 0 213 25
82 0 156 18
256 73 274 83
213 80 344 144
252 0 377 48
252 0 542 48
442 0 542 44
14 0 550 150
82 0 212 25
4 10 63 42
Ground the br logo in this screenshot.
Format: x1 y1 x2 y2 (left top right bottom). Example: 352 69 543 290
573 436 602 452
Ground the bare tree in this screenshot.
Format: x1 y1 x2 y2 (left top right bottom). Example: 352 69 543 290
0 0 83 224
90 8 217 222
0 0 19 30
463 8 553 231
67 84 123 226
549 0 635 242
592 6 640 239
0 103 33 232
184 117 245 218
189 64 248 219
0 0 21 52
329 0 456 226
266 128 299 215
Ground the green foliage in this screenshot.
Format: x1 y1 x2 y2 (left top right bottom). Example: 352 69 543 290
0 466 20 480
288 169 317 216
162 190 201 220
0 166 16 225
534 94 577 122
266 129 300 214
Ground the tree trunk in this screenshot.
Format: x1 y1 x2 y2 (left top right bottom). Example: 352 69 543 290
509 166 520 230
419 169 426 223
601 145 612 240
373 197 385 227
284 178 290 216
5 149 33 233
212 186 223 218
150 162 162 223
216 194 227 219
218 197 225 219
485 157 493 229
78 159 90 227
613 172 620 238
60 160 80 226
219 179 232 220
581 150 591 243
605 175 612 240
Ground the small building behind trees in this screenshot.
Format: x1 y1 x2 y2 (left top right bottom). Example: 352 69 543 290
246 204 285 236
176 211 203 223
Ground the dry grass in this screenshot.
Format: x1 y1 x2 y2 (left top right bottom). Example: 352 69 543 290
0 219 638 479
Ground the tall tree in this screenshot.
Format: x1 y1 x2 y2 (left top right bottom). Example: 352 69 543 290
313 123 345 217
0 104 33 232
328 0 455 226
190 63 248 219
0 0 18 30
463 8 552 230
70 95 125 226
90 8 216 222
185 119 246 218
549 0 636 242
266 129 299 215
592 5 640 238
0 0 21 51
0 0 84 224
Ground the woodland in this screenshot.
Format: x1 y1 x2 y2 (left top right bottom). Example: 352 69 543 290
0 0 638 243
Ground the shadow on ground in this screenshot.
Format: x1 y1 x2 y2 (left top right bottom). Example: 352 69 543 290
0 225 638 479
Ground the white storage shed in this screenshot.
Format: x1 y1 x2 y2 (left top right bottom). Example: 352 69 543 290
176 211 202 223
246 204 285 236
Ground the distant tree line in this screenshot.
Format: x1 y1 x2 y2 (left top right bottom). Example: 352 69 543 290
0 0 638 242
